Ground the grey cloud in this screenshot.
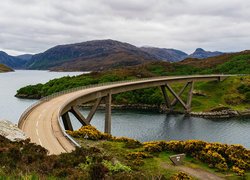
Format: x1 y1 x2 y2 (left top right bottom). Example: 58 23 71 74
0 0 250 55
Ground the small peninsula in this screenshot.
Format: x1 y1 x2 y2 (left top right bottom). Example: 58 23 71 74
0 64 13 73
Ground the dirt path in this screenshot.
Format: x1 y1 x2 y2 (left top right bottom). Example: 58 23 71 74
161 163 225 180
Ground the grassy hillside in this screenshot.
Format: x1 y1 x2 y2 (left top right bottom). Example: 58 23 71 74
0 64 13 73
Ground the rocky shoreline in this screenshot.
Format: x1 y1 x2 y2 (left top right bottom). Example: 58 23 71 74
190 109 250 119
80 104 250 119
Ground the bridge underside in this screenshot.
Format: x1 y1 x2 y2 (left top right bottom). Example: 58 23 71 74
61 80 198 134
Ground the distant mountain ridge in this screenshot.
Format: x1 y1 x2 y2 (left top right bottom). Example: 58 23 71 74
188 48 224 59
0 51 26 69
16 54 33 61
140 47 188 62
0 39 227 71
141 47 224 62
26 39 158 71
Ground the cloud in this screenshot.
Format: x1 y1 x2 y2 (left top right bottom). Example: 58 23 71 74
0 0 250 55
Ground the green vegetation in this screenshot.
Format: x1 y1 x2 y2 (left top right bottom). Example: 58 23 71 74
1 125 250 179
201 54 250 74
0 64 13 73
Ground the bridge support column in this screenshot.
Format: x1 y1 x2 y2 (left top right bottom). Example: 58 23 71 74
70 106 90 126
62 112 73 131
161 85 171 110
186 81 194 113
105 93 112 134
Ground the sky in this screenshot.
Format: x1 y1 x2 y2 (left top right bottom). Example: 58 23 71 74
0 0 250 55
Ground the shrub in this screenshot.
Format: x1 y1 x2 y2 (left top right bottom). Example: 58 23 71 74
224 94 244 105
67 125 103 140
112 137 142 148
170 171 193 180
232 166 245 176
126 152 153 160
102 160 131 174
143 142 163 153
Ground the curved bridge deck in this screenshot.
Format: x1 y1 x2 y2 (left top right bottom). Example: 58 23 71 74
18 75 230 154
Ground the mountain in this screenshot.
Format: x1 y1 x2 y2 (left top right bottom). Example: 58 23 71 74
188 48 224 59
0 51 26 69
27 39 158 71
16 54 33 61
140 47 188 62
0 64 14 72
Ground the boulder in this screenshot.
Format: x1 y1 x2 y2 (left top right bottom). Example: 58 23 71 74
0 120 26 141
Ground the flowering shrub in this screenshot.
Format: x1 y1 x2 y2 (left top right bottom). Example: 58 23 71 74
143 140 250 175
67 125 103 140
143 141 163 152
232 166 245 176
170 172 193 180
126 152 153 160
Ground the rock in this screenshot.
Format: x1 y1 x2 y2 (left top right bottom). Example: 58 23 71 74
192 90 206 96
0 120 26 141
190 109 239 118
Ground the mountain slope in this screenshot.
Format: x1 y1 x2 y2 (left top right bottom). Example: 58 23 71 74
16 54 33 61
27 39 158 71
0 51 26 69
188 48 224 59
140 47 188 62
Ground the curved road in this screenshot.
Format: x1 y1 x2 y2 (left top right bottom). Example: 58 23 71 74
19 75 230 154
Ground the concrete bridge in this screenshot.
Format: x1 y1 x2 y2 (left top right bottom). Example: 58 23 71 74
18 75 229 154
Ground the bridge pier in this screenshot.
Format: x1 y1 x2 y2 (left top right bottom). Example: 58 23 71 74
105 93 112 134
62 112 73 131
161 81 195 113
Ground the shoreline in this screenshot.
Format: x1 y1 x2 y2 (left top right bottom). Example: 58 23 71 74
80 103 250 119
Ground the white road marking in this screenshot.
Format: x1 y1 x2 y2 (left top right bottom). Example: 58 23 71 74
36 129 39 136
38 138 43 146
36 121 39 127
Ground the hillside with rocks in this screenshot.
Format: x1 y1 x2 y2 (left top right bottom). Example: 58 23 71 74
0 120 26 141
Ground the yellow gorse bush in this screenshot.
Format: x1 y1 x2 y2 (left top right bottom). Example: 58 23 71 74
143 140 249 176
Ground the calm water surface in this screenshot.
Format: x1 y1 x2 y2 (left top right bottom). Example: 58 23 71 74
0 70 81 123
1 70 250 148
